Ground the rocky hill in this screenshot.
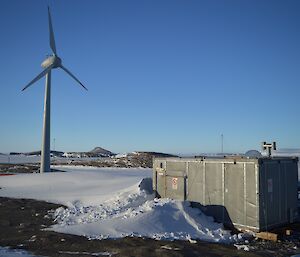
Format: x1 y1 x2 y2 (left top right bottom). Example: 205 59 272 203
86 147 115 157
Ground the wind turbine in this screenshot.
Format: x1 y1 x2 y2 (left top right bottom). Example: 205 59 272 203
22 7 87 173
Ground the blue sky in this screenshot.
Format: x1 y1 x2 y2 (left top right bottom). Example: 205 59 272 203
0 0 300 154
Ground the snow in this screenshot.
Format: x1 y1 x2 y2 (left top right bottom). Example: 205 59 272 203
0 166 149 207
114 153 128 158
0 247 39 257
0 154 41 164
0 166 240 243
234 244 250 251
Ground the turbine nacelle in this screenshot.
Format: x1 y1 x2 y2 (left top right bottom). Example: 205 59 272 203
41 55 61 69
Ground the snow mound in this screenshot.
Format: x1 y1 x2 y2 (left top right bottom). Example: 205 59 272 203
52 178 237 243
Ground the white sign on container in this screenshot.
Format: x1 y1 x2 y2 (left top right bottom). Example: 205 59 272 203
172 177 178 190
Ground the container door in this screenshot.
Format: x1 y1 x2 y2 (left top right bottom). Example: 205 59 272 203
205 163 223 205
245 163 258 229
224 163 245 226
186 162 204 203
156 168 166 198
259 162 281 229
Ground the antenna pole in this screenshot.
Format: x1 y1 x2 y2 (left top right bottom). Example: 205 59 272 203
40 71 51 173
221 134 224 154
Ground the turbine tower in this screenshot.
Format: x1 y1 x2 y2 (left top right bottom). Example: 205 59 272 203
22 7 87 173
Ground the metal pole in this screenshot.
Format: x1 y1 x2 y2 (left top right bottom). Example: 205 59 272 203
221 134 224 154
40 71 51 173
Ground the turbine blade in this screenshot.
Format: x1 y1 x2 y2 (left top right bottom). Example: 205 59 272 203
60 65 88 91
22 65 53 91
48 6 57 55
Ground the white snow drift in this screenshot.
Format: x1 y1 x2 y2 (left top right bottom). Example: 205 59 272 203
0 166 240 243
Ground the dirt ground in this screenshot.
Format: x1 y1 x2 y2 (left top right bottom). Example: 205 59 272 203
1 197 298 257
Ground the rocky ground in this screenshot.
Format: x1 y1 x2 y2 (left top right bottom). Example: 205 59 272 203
0 163 39 174
58 152 176 168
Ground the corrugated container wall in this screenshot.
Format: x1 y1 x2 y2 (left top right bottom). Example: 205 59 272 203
153 157 298 231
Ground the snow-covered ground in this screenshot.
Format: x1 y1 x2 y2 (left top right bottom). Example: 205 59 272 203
0 166 149 207
0 154 41 164
0 166 240 243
